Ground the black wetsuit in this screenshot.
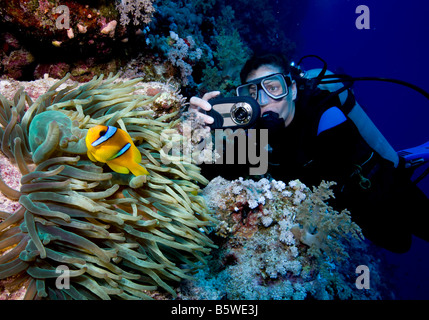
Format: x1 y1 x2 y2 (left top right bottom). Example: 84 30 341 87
201 90 429 253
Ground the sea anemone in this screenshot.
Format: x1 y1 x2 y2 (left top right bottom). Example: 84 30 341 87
0 73 216 300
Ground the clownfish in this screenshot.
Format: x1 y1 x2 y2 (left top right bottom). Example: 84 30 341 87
85 125 149 176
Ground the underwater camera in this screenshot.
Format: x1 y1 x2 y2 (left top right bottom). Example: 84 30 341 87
206 96 261 130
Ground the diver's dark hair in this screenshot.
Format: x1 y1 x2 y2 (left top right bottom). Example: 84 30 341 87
240 53 291 84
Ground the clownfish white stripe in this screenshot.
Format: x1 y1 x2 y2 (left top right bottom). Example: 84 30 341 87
108 142 131 160
92 126 117 147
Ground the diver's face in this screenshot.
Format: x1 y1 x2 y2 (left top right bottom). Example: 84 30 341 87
246 65 297 127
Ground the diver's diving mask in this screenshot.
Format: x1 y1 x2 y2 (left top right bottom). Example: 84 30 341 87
236 73 292 105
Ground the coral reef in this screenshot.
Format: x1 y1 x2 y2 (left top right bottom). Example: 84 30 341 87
145 2 252 94
0 0 295 98
119 54 178 85
116 0 156 27
146 29 208 87
198 6 252 94
0 1 122 81
179 177 388 300
0 74 217 300
144 0 295 94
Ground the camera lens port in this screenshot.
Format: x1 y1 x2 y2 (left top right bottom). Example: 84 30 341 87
231 102 252 125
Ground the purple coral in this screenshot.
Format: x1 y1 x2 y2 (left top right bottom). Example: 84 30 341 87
116 0 156 26
1 49 34 79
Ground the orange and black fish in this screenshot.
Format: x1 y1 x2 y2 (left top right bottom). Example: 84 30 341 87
85 125 149 176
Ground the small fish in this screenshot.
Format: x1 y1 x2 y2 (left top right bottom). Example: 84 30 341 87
85 125 149 176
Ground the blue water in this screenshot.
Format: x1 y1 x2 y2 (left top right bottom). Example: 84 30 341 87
276 0 429 299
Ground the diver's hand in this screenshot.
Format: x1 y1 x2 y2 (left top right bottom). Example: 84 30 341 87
189 91 221 125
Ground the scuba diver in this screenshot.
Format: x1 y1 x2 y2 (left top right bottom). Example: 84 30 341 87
189 52 429 253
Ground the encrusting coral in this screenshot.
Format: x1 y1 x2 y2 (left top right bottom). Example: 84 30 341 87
179 177 386 300
0 73 217 300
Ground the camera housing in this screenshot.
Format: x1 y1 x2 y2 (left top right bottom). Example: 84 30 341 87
206 96 261 129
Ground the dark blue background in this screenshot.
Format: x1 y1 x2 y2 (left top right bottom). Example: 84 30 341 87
278 0 429 299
